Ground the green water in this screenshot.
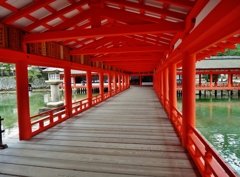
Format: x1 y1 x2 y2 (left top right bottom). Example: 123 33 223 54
0 91 89 138
178 96 240 174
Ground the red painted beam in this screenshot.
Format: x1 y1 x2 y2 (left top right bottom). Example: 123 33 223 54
91 55 163 62
23 23 185 43
105 0 187 20
70 45 169 55
158 0 195 9
2 0 55 25
160 0 240 70
23 0 88 32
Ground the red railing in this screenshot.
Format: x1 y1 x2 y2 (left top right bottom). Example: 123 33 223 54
104 92 111 99
188 126 237 177
171 107 182 137
72 98 89 116
30 106 67 136
178 82 240 89
167 104 237 177
92 94 102 106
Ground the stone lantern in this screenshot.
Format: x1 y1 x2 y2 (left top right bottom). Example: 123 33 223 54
43 68 64 108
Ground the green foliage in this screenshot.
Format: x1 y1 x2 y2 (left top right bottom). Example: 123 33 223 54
0 63 15 76
217 44 240 56
28 66 42 83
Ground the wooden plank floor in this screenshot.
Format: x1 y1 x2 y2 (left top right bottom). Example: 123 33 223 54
0 86 200 177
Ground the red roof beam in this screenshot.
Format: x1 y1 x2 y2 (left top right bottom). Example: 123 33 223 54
24 0 88 31
157 0 195 9
24 23 185 43
91 55 163 62
70 45 170 55
105 0 187 20
2 0 56 25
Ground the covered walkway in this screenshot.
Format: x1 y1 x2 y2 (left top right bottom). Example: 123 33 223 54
0 87 199 177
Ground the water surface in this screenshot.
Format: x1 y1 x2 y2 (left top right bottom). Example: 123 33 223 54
178 96 240 174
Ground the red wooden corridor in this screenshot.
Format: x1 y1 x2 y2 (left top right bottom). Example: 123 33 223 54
1 0 240 176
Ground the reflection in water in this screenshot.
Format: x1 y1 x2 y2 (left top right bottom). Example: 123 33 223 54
178 96 240 174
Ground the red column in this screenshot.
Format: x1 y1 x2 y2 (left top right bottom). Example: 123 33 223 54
108 73 112 96
118 74 120 92
139 75 142 86
199 74 201 87
160 70 163 102
86 70 92 107
163 68 169 103
228 73 232 87
169 64 177 119
210 73 213 88
99 72 104 101
113 74 117 94
64 67 72 117
182 53 196 147
16 60 31 140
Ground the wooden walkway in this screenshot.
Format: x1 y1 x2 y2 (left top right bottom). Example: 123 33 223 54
0 87 200 177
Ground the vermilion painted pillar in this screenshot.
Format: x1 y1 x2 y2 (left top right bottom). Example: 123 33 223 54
64 67 72 117
163 68 169 104
182 53 196 147
113 74 117 93
99 72 104 101
210 73 213 88
160 70 163 102
108 73 112 96
86 70 92 107
169 64 177 119
16 60 31 140
118 74 120 92
228 73 232 87
199 74 201 86
139 75 142 86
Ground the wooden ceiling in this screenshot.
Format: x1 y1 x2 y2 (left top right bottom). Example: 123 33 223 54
1 0 240 73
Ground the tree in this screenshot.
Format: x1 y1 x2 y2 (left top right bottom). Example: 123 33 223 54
217 44 240 56
28 66 42 83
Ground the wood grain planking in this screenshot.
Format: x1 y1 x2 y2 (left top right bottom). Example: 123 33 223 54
0 155 200 177
0 149 196 169
0 163 143 177
4 142 190 159
35 131 180 140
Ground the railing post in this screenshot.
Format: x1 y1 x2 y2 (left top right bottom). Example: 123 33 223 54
0 116 8 149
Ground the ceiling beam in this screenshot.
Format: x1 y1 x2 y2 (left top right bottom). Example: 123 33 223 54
2 0 55 25
91 55 163 62
70 45 169 55
105 0 187 20
157 0 195 9
23 0 88 31
24 23 185 43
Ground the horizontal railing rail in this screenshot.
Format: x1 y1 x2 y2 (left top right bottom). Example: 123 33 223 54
72 98 89 116
30 106 67 136
188 125 237 177
178 83 240 89
92 94 102 106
